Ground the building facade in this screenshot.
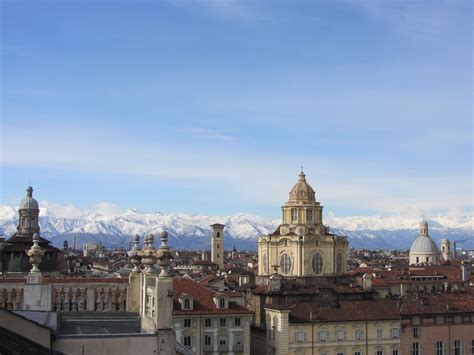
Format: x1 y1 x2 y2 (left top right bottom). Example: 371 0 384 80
173 277 252 355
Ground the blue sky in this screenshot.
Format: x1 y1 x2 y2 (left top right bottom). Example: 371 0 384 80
1 0 472 219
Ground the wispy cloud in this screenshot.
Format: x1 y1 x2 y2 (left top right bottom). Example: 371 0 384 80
188 127 239 142
1 121 471 216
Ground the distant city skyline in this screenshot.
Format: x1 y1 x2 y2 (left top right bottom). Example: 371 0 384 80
1 0 472 219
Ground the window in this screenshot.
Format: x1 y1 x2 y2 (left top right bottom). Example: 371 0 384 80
280 253 292 274
336 329 346 341
312 253 323 274
413 317 420 325
219 335 227 345
411 343 421 355
291 209 298 222
271 326 276 341
454 315 462 323
336 253 343 273
319 330 328 342
234 317 241 326
354 352 362 355
470 340 474 355
184 318 192 328
204 318 212 327
376 351 384 355
390 327 400 339
296 331 306 342
337 352 345 355
184 298 191 309
413 327 421 338
183 336 192 347
436 341 445 355
377 328 383 339
216 232 220 238
393 350 399 355
219 298 226 308
436 316 444 324
220 318 226 327
453 341 464 355
234 333 242 345
204 335 212 346
306 209 313 223
355 328 363 340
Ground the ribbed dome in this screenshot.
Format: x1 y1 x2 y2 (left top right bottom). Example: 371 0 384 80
19 186 39 210
410 234 439 254
288 171 316 203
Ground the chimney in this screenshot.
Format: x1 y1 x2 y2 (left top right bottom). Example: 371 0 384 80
461 262 469 283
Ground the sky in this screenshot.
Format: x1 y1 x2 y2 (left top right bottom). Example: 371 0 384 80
0 0 472 219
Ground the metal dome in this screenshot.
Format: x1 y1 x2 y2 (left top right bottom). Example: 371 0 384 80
410 234 439 254
19 186 39 210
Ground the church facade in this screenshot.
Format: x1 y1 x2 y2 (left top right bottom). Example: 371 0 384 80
257 171 348 277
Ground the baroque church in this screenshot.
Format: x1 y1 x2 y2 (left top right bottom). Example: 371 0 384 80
258 171 348 277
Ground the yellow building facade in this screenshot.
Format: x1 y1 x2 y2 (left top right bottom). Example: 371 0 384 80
265 299 401 355
258 171 348 277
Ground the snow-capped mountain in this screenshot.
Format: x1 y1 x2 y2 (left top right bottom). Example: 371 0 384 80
0 205 471 250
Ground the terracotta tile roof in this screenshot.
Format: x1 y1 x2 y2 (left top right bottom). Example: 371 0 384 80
173 277 252 316
271 299 400 323
400 291 474 316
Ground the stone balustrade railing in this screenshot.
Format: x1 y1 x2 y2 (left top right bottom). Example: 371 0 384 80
0 277 128 312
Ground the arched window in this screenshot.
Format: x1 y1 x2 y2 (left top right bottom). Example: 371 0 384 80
336 253 343 273
216 232 220 238
312 252 323 274
280 254 292 274
306 209 313 223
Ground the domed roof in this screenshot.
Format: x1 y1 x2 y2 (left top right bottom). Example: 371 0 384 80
19 186 39 210
288 170 316 203
410 234 439 255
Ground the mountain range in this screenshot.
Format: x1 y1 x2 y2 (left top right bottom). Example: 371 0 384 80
0 205 472 251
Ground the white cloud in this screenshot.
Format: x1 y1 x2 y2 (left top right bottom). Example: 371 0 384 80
38 200 125 219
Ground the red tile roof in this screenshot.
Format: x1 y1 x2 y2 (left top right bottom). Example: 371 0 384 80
173 277 252 316
267 298 400 323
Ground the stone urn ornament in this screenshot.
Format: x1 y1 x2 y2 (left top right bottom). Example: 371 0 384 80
26 233 45 273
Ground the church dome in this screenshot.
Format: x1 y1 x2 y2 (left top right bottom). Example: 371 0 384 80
410 235 439 254
19 186 39 210
288 170 316 203
410 220 438 255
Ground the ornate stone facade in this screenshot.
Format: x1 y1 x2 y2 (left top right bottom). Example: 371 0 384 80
258 171 348 277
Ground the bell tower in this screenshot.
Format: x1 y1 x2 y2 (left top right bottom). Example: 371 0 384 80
210 223 225 269
17 186 40 236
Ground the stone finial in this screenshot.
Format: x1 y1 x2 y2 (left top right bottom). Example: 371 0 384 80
157 231 172 277
141 233 157 274
128 234 142 273
26 233 45 273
